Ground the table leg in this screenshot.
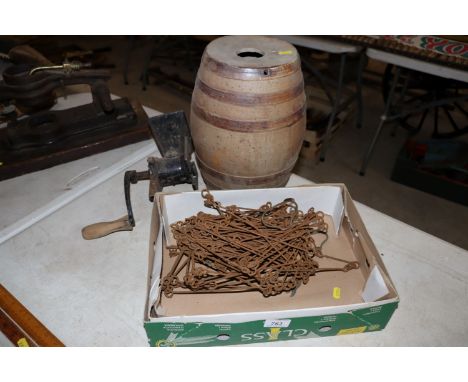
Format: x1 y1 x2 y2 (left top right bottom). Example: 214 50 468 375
390 70 410 137
359 66 401 176
123 36 135 85
141 36 165 91
355 51 365 129
320 53 347 162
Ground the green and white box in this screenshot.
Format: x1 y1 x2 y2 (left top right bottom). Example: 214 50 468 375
144 184 399 346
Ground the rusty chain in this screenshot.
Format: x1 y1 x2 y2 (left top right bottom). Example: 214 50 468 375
161 190 359 298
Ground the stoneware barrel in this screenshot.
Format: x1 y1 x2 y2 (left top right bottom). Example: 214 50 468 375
190 35 306 189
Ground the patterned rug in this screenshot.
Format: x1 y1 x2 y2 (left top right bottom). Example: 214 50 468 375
383 35 468 60
334 35 468 70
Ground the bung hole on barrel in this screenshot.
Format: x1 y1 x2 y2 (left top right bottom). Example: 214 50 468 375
237 48 265 58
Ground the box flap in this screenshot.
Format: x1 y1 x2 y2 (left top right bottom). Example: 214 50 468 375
361 265 390 302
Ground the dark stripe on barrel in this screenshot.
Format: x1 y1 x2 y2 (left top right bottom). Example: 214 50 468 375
191 103 305 133
196 79 304 106
203 55 301 80
196 155 296 187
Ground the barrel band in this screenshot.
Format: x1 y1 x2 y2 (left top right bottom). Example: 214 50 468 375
203 55 301 80
191 103 305 133
196 155 296 187
196 79 304 106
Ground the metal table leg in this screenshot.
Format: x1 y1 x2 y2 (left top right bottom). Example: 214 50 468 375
141 36 166 91
355 51 365 129
123 36 135 85
390 70 410 137
359 66 401 176
319 53 347 162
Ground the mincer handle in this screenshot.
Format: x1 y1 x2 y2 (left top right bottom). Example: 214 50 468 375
81 169 150 240
81 216 133 240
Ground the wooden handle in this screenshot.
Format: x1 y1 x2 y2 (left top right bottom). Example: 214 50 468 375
81 216 133 240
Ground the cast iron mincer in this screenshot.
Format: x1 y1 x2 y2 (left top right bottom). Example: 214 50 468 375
81 110 198 240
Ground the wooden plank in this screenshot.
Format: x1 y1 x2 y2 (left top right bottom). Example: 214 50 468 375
0 284 64 347
0 309 36 347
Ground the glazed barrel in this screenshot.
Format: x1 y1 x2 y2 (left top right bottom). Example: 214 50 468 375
190 35 306 189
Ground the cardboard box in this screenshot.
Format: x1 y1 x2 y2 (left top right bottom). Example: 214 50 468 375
144 185 399 347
